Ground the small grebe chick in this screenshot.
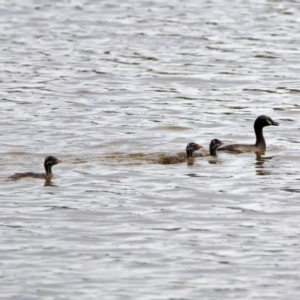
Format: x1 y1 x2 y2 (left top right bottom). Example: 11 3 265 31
193 139 224 157
9 156 62 181
158 142 202 164
218 115 279 153
209 139 224 156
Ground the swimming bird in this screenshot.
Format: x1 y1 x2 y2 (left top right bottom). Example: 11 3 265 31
192 139 224 157
209 139 224 156
9 156 62 180
217 115 279 153
158 142 202 164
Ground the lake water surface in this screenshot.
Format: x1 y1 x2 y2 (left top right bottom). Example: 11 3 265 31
1 0 300 299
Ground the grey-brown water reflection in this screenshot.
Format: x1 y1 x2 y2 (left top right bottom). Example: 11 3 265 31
1 0 300 299
255 153 276 176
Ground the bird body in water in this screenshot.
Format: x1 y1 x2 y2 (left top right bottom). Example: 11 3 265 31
158 139 223 164
218 115 279 153
9 156 62 180
158 142 202 164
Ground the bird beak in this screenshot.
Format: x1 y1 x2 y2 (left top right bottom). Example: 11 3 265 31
272 120 279 126
56 159 62 163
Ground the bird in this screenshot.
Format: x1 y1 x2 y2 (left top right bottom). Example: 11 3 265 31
9 156 62 181
192 139 224 157
209 139 224 156
158 142 202 164
217 115 279 153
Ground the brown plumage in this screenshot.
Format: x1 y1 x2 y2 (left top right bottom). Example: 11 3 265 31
158 142 202 164
9 156 62 181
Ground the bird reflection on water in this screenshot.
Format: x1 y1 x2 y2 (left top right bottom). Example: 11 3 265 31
255 153 276 176
44 180 59 187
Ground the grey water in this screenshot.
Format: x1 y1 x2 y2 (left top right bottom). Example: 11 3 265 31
1 0 300 299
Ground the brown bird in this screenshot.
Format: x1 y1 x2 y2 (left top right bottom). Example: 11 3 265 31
9 156 62 181
158 142 202 164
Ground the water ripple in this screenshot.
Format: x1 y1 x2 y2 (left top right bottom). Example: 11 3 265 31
0 0 300 299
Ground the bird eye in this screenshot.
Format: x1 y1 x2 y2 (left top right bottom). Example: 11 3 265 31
266 119 272 125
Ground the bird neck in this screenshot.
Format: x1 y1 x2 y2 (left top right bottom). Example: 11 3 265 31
44 164 52 176
210 145 218 156
254 124 266 149
186 149 193 158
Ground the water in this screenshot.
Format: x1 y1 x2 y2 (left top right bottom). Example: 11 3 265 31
1 0 300 299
